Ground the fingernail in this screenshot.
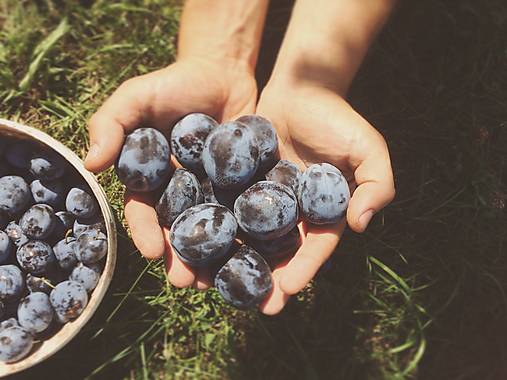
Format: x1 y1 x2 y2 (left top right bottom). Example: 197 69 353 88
358 209 374 231
85 144 100 164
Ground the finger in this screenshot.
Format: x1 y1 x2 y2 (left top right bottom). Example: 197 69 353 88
193 267 213 291
124 191 165 259
279 221 346 296
347 146 395 233
85 77 151 173
259 259 291 315
163 228 196 288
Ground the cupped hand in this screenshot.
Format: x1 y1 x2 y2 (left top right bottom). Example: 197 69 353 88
255 80 395 315
85 57 258 288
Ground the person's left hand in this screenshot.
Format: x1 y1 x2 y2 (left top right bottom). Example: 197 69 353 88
254 79 395 315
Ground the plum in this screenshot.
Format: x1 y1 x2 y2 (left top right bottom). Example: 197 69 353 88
53 237 78 271
72 215 105 237
298 163 350 224
171 113 218 174
170 204 237 266
16 241 56 275
5 142 31 169
265 160 301 195
49 280 88 323
248 226 302 259
30 179 64 207
29 150 65 180
52 211 75 240
156 168 203 228
215 245 273 310
0 265 24 301
19 204 56 240
75 230 107 264
65 187 98 219
202 121 260 189
25 274 53 294
236 115 279 173
5 222 29 248
70 263 99 292
115 128 172 192
0 326 33 363
17 292 54 334
234 181 298 240
199 176 241 211
0 231 13 264
0 176 31 215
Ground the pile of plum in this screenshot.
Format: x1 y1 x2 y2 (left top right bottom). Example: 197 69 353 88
116 114 350 310
0 136 107 363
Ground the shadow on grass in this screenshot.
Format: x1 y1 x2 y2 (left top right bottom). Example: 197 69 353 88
231 0 507 379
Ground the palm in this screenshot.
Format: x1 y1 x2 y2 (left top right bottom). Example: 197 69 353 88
254 84 394 314
87 58 258 288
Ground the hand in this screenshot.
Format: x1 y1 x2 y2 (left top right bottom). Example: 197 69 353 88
85 57 257 288
255 80 395 315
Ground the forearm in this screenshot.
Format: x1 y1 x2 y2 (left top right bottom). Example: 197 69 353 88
178 0 270 71
271 0 396 95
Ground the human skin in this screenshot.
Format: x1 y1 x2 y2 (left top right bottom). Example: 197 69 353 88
255 0 397 314
85 0 269 288
85 0 396 314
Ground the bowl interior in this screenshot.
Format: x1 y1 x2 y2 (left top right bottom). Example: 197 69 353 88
0 119 117 377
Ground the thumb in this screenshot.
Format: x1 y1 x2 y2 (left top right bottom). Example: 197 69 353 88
85 76 151 173
347 144 395 232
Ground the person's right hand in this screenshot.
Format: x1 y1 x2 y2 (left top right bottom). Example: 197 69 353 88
85 57 258 288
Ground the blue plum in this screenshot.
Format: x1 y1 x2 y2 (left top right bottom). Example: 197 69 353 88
115 128 172 192
234 181 298 241
0 210 8 229
199 176 242 211
0 265 24 301
30 179 64 207
170 204 237 267
200 177 218 204
49 280 88 323
215 245 273 310
0 176 31 215
298 163 350 224
5 142 31 169
19 204 56 240
0 162 14 177
70 263 99 292
17 292 54 334
156 168 204 228
170 113 218 174
29 150 65 181
202 122 260 189
75 230 107 264
53 238 78 271
65 187 98 219
25 274 53 294
5 222 29 248
72 216 105 237
0 318 19 331
52 211 75 240
265 160 301 195
0 325 33 363
16 241 56 275
0 231 13 264
248 226 302 259
236 115 279 173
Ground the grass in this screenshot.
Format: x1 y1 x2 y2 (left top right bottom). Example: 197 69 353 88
1 0 506 379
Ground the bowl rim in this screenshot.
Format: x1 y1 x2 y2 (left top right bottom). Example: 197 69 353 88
0 118 117 377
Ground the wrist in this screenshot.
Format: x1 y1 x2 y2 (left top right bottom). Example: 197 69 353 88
271 0 396 95
177 0 269 72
